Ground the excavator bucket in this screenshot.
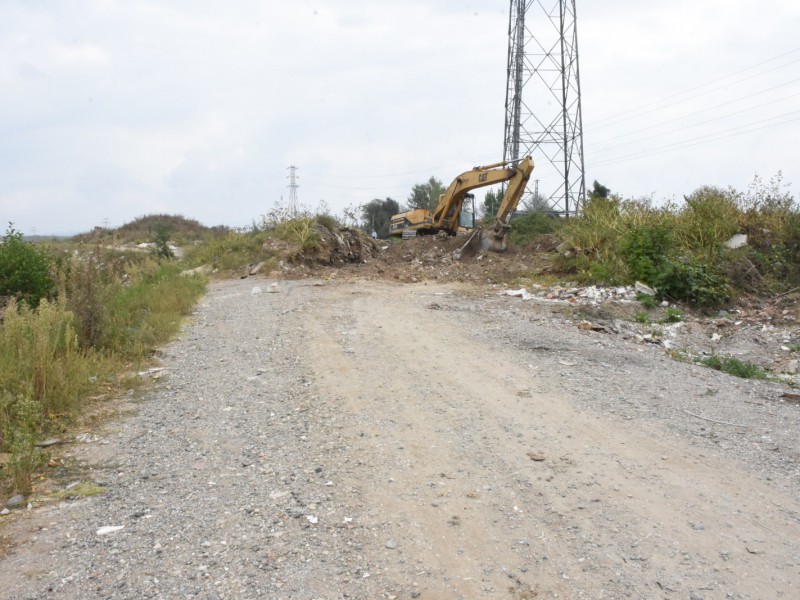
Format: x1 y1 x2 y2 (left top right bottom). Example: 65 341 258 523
453 229 483 260
452 224 510 260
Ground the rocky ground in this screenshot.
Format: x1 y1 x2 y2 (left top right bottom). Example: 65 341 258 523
1 236 799 599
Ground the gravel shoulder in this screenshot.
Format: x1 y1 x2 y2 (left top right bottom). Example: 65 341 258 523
1 277 798 599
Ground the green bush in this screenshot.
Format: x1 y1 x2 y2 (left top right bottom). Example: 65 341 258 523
508 212 562 245
655 256 729 306
153 223 175 259
275 217 320 251
1 390 47 493
618 222 673 284
0 225 55 307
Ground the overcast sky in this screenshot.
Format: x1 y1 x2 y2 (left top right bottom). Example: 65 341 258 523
2 0 799 235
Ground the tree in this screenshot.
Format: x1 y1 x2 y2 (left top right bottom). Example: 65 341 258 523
0 224 55 307
520 191 554 213
590 180 610 200
152 223 175 259
482 189 500 219
407 176 446 212
361 197 400 238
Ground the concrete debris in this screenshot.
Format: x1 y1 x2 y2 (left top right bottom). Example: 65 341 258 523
5 494 25 508
181 264 212 276
501 288 532 300
634 281 657 296
503 284 644 305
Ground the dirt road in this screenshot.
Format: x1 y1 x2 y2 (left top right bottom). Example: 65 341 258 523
1 278 798 599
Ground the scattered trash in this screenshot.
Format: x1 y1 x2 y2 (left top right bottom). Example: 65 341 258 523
501 288 532 300
723 233 748 249
306 515 319 524
138 367 165 379
266 282 280 293
251 286 262 295
96 525 125 535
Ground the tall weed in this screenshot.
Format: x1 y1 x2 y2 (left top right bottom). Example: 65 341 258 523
675 186 742 256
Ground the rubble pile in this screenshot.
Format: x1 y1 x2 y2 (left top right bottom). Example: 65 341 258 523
503 284 650 304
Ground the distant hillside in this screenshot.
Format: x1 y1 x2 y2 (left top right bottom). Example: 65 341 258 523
74 214 230 245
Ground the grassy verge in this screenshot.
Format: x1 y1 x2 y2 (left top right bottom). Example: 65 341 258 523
1 256 205 495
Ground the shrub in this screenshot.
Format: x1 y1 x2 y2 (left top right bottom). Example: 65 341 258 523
0 224 55 307
675 186 742 257
655 256 729 306
637 293 659 309
153 223 175 259
0 390 47 494
275 217 321 251
618 222 673 284
508 212 562 246
698 355 767 379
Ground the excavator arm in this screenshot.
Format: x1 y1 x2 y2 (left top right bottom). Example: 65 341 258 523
389 156 535 256
453 156 535 259
487 155 535 243
430 160 519 234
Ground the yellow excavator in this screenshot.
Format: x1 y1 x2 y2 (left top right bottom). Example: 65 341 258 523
389 156 534 258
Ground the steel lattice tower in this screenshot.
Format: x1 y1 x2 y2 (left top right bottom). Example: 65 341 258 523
503 0 586 216
286 165 299 216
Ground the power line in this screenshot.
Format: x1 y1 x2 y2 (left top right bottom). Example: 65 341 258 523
589 47 800 130
590 111 800 169
591 88 800 154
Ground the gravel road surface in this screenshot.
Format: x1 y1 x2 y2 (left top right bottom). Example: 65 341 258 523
1 278 798 599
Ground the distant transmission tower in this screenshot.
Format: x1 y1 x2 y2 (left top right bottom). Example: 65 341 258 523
287 165 299 217
503 0 586 216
